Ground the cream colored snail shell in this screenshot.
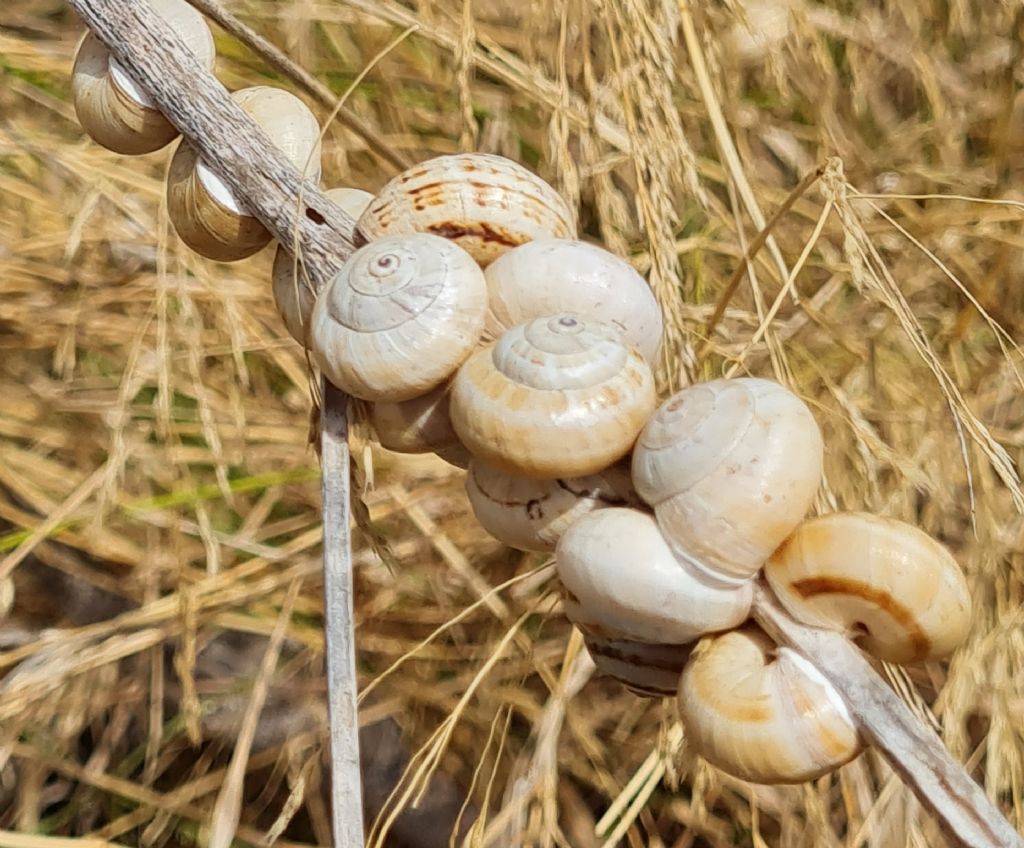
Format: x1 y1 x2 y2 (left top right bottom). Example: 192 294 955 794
555 508 753 645
272 187 374 344
465 458 640 552
631 377 823 584
764 512 972 664
355 153 576 267
483 239 664 365
369 381 470 469
678 627 863 784
71 0 215 155
310 233 487 402
583 634 692 698
167 86 322 262
450 314 656 479
726 0 792 65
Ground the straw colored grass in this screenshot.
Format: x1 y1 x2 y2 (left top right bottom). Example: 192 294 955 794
2 0 1024 845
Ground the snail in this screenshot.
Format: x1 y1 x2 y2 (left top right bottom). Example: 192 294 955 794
71 0 215 155
631 377 823 585
763 512 972 664
677 627 862 784
167 86 322 262
450 314 656 479
583 634 692 698
483 239 664 365
369 381 470 469
310 233 487 402
726 0 792 65
355 153 576 267
465 458 640 552
555 508 753 646
272 187 374 344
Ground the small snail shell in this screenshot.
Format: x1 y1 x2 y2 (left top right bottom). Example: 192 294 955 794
355 153 576 267
465 459 640 552
555 508 753 645
764 512 972 664
167 86 322 262
310 234 487 402
727 0 792 64
369 382 470 468
272 187 374 344
450 315 656 479
631 378 822 584
71 0 215 155
483 239 664 365
677 627 862 784
583 634 691 698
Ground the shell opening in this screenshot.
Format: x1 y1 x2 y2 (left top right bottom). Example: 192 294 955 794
197 160 252 217
108 58 157 108
778 647 856 729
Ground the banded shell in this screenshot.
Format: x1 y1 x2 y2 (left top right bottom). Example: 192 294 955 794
764 512 972 664
355 153 576 267
370 382 470 469
310 234 487 402
450 314 656 479
678 627 863 784
631 378 823 584
584 634 692 698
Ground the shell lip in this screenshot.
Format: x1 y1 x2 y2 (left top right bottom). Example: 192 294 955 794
108 59 157 109
665 536 758 589
196 160 252 217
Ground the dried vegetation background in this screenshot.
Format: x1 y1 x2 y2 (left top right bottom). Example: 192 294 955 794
2 0 1024 846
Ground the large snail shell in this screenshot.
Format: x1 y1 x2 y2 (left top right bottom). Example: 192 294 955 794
584 635 692 698
764 512 972 664
370 381 470 468
631 378 823 584
677 628 862 784
310 234 487 402
465 459 640 552
72 0 215 155
355 153 576 267
555 508 753 645
272 187 374 344
167 86 322 262
483 239 664 365
450 315 656 479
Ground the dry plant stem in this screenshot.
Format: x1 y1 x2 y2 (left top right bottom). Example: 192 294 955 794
65 0 364 843
752 582 1023 848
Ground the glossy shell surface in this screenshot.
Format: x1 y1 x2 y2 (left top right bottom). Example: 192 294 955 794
584 635 691 698
370 381 470 468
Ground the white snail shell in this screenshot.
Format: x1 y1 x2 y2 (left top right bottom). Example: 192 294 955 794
764 512 972 664
726 0 792 65
369 381 470 469
483 239 664 365
272 187 374 344
450 315 656 479
71 0 215 155
555 508 753 645
167 86 322 262
583 635 692 698
631 378 823 584
310 233 487 402
678 627 862 784
355 153 576 267
465 459 640 552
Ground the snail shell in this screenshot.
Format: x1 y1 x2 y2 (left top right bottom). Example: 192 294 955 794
450 315 656 479
167 86 322 262
71 0 215 155
355 153 576 267
310 233 487 402
678 627 863 784
583 634 692 698
764 512 972 664
369 381 470 469
465 459 640 552
483 239 664 365
272 187 374 344
631 378 823 584
555 508 753 645
727 0 792 64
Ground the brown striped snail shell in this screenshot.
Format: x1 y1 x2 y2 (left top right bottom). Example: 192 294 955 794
764 512 972 664
483 239 664 365
71 0 215 155
355 153 576 267
369 381 470 469
450 314 656 480
465 459 640 552
272 187 374 344
167 86 322 262
583 634 692 698
677 627 863 784
310 233 487 402
631 377 823 584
